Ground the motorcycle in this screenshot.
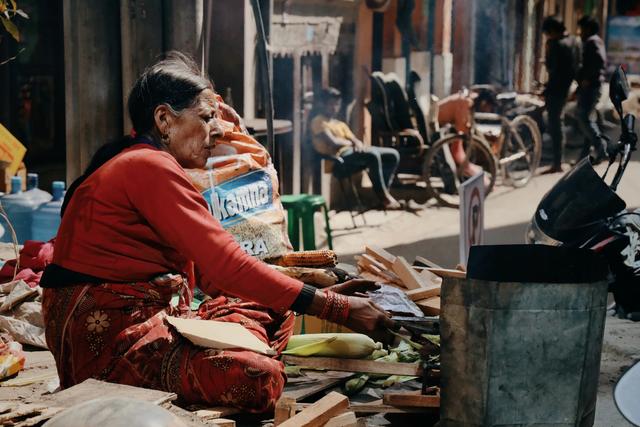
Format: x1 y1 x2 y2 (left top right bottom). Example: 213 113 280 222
526 66 640 319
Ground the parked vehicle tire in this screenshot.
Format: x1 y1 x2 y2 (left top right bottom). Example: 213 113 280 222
502 114 542 188
423 133 497 208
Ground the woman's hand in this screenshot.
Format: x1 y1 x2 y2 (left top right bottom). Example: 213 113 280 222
305 289 397 345
344 296 397 344
327 279 379 296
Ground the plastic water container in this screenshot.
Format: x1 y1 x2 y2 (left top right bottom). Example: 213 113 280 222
32 181 65 242
0 176 39 243
25 173 52 205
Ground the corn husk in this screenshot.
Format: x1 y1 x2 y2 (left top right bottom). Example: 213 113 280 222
284 333 381 359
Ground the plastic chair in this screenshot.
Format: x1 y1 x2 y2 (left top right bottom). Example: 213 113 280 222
281 194 334 251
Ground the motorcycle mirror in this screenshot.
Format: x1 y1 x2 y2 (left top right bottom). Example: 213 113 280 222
614 360 640 425
609 66 630 119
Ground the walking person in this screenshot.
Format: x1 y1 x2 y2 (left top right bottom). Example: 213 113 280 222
541 16 581 174
575 15 608 163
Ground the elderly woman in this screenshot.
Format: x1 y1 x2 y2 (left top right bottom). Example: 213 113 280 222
41 53 394 413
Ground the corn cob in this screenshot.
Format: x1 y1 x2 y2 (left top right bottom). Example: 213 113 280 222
283 333 382 359
270 250 338 268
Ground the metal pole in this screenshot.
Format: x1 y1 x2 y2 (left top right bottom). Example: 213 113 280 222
250 0 275 155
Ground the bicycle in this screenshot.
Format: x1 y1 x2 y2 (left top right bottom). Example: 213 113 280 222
423 99 542 208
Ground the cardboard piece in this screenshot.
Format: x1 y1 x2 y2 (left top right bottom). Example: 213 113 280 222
0 123 26 177
166 316 276 356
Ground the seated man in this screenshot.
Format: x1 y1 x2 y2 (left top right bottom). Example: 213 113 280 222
311 88 401 209
437 90 496 177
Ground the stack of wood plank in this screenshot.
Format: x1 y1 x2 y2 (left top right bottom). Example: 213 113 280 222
355 246 466 316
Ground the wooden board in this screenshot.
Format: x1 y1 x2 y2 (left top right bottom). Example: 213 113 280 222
274 396 297 425
42 379 176 409
418 268 443 286
210 419 236 427
324 411 357 427
392 256 427 290
283 371 354 401
194 407 240 420
166 316 275 356
383 391 440 408
405 285 440 301
281 355 422 376
414 256 443 269
365 246 396 269
426 268 466 279
415 297 441 316
279 391 349 427
295 402 430 414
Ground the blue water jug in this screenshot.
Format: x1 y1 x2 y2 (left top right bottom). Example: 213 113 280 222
25 173 52 205
31 181 65 242
0 176 39 243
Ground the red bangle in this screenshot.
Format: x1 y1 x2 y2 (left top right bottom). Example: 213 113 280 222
318 291 350 324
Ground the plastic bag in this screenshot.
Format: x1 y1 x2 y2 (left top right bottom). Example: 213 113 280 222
187 123 292 260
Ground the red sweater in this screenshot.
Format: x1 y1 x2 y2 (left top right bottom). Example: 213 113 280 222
53 144 303 313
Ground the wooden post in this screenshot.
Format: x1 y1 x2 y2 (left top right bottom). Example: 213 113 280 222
452 0 474 91
63 0 123 182
120 0 164 133
163 0 205 68
292 52 302 194
352 2 374 141
321 53 330 88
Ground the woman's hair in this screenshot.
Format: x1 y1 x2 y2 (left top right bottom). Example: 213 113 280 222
128 51 212 135
61 51 212 217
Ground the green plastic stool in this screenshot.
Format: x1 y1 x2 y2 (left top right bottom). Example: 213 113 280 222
302 195 333 250
281 194 333 251
281 194 308 251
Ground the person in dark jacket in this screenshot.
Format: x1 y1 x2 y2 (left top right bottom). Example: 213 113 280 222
541 16 581 174
576 15 608 163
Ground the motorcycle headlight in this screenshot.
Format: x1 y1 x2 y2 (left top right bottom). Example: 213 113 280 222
526 215 563 246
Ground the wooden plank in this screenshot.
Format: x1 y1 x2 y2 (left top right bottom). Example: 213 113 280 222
210 419 236 427
414 256 443 269
274 396 297 425
279 391 349 427
419 268 443 286
281 356 422 376
43 379 176 409
295 402 430 414
383 391 440 408
405 285 440 301
365 246 396 269
427 268 466 279
392 257 427 290
283 371 354 401
415 297 441 316
324 411 357 427
194 407 240 420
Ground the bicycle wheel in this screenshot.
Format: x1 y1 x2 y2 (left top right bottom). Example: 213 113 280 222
502 115 542 188
423 133 497 208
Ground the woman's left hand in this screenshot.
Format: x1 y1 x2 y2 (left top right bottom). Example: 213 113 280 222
327 279 379 297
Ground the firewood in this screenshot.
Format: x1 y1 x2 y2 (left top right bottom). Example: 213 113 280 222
392 257 427 290
278 391 349 427
415 297 441 316
365 246 396 269
405 285 440 301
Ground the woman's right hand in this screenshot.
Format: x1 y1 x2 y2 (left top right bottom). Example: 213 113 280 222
306 289 398 345
344 295 398 345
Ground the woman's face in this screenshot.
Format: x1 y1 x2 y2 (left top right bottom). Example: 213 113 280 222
162 89 224 169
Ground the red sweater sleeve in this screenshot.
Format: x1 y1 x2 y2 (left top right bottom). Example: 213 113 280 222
123 152 303 313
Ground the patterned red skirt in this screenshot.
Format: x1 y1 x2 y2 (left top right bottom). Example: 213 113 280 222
42 275 295 413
